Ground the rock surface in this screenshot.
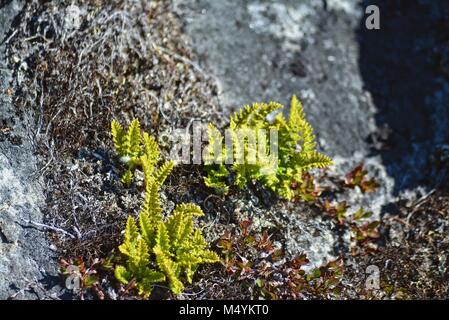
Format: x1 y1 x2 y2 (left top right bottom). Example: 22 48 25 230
172 0 387 268
173 0 449 269
175 0 375 157
0 0 59 299
174 0 393 214
175 0 449 201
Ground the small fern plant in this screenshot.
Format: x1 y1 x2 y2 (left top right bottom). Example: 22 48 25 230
112 119 219 297
115 179 220 296
111 119 142 184
205 95 333 200
111 118 176 186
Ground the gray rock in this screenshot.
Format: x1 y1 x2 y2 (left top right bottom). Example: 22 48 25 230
173 0 380 267
174 0 449 266
175 0 374 158
175 0 449 195
0 0 60 299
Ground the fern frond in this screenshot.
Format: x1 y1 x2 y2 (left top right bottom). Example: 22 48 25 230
111 119 144 184
204 171 230 194
204 95 332 201
113 119 219 296
192 229 207 248
289 95 316 153
129 238 150 274
139 212 157 249
114 265 132 284
165 210 184 249
136 269 165 298
230 104 253 129
166 209 193 249
141 132 160 176
293 150 334 171
199 249 220 263
141 180 163 220
121 169 134 186
173 203 204 217
118 216 139 256
111 119 125 156
141 270 166 284
204 123 224 165
248 102 283 126
156 222 171 254
154 245 184 295
142 132 160 161
153 160 174 186
126 118 141 159
288 95 305 131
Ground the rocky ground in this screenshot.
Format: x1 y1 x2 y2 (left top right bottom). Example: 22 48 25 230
0 0 448 299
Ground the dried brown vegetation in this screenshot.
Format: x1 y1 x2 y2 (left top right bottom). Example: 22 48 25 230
8 0 223 259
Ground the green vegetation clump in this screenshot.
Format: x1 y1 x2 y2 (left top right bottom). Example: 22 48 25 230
111 119 144 185
205 96 333 200
112 119 219 297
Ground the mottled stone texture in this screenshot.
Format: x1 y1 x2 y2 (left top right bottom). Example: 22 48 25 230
0 0 60 299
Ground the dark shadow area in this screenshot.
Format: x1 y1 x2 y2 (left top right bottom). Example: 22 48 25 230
357 0 449 194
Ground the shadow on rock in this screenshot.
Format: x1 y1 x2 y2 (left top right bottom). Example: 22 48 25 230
357 0 449 195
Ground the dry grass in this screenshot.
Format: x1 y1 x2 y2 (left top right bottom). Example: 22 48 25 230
8 0 224 259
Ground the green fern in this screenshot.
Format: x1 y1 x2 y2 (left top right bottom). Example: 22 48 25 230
113 121 219 296
111 119 143 184
204 95 333 200
111 119 175 187
204 124 230 194
111 119 141 165
115 180 219 296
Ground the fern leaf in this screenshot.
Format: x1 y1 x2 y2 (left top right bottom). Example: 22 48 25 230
141 180 163 221
192 229 207 248
142 132 160 163
166 218 189 251
139 212 156 249
165 210 184 249
276 181 295 200
199 249 220 263
230 104 253 129
204 173 230 194
111 119 125 156
114 265 132 284
141 132 159 177
153 161 174 186
125 215 139 243
204 123 224 165
174 203 204 217
130 238 150 274
156 222 171 254
178 217 193 248
154 245 184 295
289 95 317 153
248 102 283 126
183 265 195 284
118 216 139 256
137 269 166 298
288 95 305 131
293 150 333 171
126 118 141 159
142 269 166 283
121 169 134 186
